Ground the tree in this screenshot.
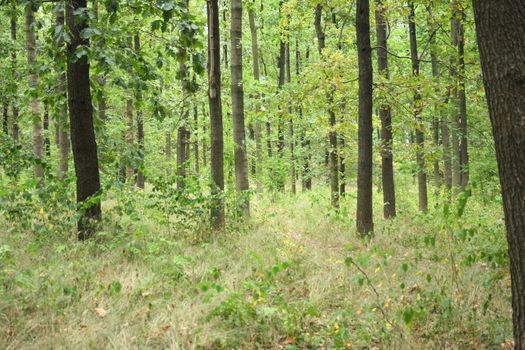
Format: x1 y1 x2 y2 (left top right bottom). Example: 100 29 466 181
314 4 339 208
135 34 145 189
375 0 396 219
473 1 525 347
66 0 102 239
230 0 250 216
408 2 428 213
207 0 225 229
356 0 373 235
25 3 44 179
248 0 263 192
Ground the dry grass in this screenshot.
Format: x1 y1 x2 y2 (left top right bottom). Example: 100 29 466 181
0 188 512 349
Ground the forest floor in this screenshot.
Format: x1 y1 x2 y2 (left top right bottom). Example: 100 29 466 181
0 186 513 349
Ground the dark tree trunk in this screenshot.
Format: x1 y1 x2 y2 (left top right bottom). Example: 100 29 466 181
443 75 453 190
207 0 225 229
375 0 396 218
473 1 525 347
126 96 134 182
66 0 102 239
300 45 312 191
177 36 190 189
10 12 19 142
135 34 145 189
453 4 469 189
230 0 250 216
25 4 44 179
356 0 374 235
408 2 428 213
2 106 8 135
286 42 296 195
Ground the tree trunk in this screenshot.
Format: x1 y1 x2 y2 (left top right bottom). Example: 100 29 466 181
230 0 250 216
2 106 8 135
375 0 396 218
11 11 19 142
248 3 263 192
177 13 190 189
126 97 134 182
25 5 44 179
135 34 145 189
315 4 339 207
193 104 200 175
453 4 469 189
207 0 225 229
66 0 102 239
408 2 428 213
43 106 51 157
356 0 374 235
56 7 70 181
286 42 296 195
473 1 525 347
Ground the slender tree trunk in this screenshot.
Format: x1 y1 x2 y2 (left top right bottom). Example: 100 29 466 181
473 1 525 347
356 0 374 235
285 42 296 195
375 0 396 218
300 45 312 191
126 97 134 182
230 0 250 216
177 9 190 189
43 106 51 157
66 0 102 239
10 11 19 142
208 0 225 229
248 3 263 192
315 4 339 207
25 5 44 179
408 2 428 213
193 104 200 175
450 19 461 189
2 106 8 135
134 34 145 189
453 5 469 189
56 6 70 181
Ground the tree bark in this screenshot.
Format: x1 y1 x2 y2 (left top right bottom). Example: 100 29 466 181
25 4 44 179
56 6 70 181
207 0 225 229
248 3 263 192
2 106 8 135
134 34 145 189
315 4 339 207
43 106 51 157
473 1 525 347
10 11 19 142
356 0 374 235
231 0 250 216
375 0 396 218
408 2 428 213
66 0 102 239
452 3 469 189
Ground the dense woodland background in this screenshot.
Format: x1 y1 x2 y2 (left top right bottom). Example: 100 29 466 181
0 0 520 348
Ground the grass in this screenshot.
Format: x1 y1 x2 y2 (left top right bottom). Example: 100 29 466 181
0 185 513 349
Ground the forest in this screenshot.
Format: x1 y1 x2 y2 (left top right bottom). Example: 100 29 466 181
1 0 524 348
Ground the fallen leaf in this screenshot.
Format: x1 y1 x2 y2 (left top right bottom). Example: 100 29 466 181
94 307 108 318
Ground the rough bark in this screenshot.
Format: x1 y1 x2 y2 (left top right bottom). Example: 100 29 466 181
231 0 250 216
25 5 44 179
207 0 225 229
375 0 396 218
356 0 374 235
473 1 525 347
66 0 102 239
408 2 428 213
